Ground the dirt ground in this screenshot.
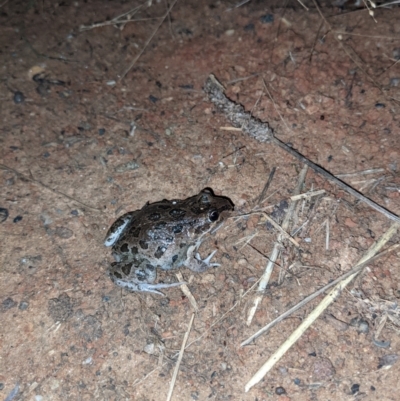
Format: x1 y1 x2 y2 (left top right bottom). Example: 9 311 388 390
1 0 400 400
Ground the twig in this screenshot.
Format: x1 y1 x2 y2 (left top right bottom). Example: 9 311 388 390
120 0 179 80
166 313 195 401
204 74 400 224
244 223 400 392
336 168 385 178
0 164 101 212
257 167 276 206
175 272 198 311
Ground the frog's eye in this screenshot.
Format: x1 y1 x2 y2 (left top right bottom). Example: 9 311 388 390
208 209 219 222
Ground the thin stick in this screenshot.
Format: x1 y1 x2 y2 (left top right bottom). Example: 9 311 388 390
175 272 198 311
257 167 276 205
120 0 178 80
244 222 400 392
0 164 101 212
166 313 195 401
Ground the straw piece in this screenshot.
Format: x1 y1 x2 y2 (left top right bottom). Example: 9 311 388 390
166 313 195 401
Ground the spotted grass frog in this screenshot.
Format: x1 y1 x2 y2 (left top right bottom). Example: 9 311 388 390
104 188 233 295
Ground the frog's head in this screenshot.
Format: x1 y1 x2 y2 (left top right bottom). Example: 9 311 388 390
186 188 234 234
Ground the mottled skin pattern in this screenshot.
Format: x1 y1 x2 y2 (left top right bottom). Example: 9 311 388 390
104 188 234 295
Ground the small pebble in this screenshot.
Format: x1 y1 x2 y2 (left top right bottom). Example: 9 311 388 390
260 14 274 24
351 383 360 394
19 301 29 311
375 103 385 109
275 386 286 395
98 128 105 136
149 95 159 103
13 215 23 223
13 91 25 104
350 317 369 333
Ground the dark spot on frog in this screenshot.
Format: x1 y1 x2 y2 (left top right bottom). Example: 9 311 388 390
148 212 161 221
180 243 187 248
121 264 132 276
120 243 129 253
172 255 178 263
130 227 141 238
146 264 155 271
155 221 167 229
139 240 148 249
136 270 147 281
154 246 167 259
112 271 123 279
172 224 183 234
169 208 186 219
131 246 138 254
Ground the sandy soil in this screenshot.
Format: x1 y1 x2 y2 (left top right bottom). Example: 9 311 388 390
1 1 400 400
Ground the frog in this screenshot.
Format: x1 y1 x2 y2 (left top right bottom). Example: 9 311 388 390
104 188 234 295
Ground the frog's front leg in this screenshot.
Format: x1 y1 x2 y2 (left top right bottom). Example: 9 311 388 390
184 239 220 273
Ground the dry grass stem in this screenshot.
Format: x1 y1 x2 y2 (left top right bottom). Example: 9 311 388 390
165 313 195 401
219 126 243 131
290 189 326 201
121 0 179 79
175 272 198 311
336 168 385 178
244 223 400 392
80 3 147 31
325 219 330 250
